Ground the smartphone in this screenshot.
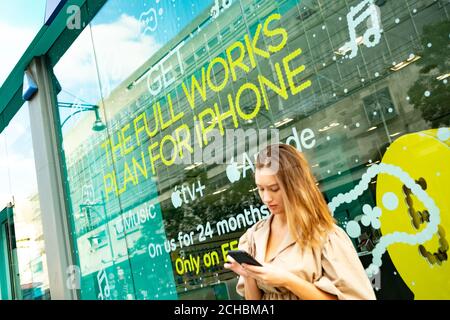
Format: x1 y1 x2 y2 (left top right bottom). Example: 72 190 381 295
227 250 263 266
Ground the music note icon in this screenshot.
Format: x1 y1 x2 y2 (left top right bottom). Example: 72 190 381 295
343 0 383 59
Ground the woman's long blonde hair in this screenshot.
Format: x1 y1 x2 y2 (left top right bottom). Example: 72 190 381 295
256 144 335 249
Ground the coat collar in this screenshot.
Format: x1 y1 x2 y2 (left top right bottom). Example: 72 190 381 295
253 214 297 263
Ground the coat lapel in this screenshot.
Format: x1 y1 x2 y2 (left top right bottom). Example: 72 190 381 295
253 214 297 263
270 228 297 261
253 214 272 263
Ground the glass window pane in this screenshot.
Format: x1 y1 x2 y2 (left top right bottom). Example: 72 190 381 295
51 0 449 300
1 103 50 299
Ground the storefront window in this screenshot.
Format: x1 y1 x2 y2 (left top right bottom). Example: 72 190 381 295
54 0 449 300
0 104 50 299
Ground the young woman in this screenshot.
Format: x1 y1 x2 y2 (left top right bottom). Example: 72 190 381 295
224 144 376 300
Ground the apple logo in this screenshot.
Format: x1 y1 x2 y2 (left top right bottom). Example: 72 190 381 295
171 187 183 208
226 158 241 183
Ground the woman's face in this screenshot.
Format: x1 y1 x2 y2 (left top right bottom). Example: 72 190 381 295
255 167 285 215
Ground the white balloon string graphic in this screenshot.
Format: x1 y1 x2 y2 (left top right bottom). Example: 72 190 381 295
328 163 440 277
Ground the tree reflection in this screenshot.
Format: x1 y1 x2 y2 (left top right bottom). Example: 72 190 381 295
407 21 450 127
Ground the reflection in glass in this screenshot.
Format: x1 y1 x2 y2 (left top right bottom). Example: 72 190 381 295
49 0 449 300
0 104 50 299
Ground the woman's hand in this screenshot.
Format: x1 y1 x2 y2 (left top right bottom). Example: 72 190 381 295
241 262 293 288
225 257 337 300
225 255 293 288
224 256 264 300
223 256 251 277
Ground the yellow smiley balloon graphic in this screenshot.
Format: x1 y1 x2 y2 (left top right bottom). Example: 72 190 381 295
376 128 449 299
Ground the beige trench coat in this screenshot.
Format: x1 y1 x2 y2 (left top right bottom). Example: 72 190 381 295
236 214 376 300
